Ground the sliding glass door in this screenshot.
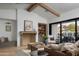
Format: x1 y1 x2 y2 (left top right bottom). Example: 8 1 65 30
50 18 79 43
52 24 60 43
61 21 75 43
77 20 79 41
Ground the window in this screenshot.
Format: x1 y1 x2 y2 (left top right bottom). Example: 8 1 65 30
61 21 75 43
49 18 79 43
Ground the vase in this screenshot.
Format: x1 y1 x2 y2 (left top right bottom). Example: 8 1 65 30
44 39 48 45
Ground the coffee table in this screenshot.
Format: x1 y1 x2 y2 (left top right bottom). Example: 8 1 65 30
28 42 46 51
28 43 48 56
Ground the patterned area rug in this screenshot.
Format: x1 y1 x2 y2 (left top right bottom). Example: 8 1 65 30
16 49 31 56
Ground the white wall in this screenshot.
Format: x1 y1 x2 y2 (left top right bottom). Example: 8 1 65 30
0 19 17 41
17 9 48 47
11 21 17 41
0 9 16 20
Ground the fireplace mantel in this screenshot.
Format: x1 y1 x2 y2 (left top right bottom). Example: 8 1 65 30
20 31 36 35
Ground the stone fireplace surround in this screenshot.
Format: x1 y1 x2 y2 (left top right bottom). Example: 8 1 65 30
20 31 36 48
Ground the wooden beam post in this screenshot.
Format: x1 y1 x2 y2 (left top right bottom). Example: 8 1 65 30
27 3 60 17
38 3 60 17
27 3 39 12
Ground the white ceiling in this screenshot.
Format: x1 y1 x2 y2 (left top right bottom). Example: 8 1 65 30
0 3 79 20
48 3 79 14
0 3 30 9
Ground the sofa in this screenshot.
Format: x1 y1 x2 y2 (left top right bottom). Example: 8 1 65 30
45 41 79 56
44 44 72 56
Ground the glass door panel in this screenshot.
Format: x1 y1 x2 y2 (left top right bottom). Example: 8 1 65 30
52 24 60 43
62 21 75 43
77 20 79 41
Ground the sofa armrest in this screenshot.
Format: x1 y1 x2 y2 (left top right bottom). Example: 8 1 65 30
44 47 72 56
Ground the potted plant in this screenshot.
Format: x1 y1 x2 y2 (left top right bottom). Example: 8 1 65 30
42 34 48 45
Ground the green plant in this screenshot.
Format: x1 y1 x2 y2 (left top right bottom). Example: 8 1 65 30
43 35 48 40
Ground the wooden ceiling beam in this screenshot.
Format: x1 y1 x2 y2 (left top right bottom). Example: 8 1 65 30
27 3 39 12
27 3 60 17
38 3 60 17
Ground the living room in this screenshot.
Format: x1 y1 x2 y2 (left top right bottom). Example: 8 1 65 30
1 3 79 56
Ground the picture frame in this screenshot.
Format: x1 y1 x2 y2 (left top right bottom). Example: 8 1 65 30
24 20 33 31
5 22 11 32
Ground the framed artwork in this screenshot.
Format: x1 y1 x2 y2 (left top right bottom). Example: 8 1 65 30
5 22 11 32
24 20 33 31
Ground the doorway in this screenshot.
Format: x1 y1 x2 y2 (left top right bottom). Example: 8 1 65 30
0 19 17 48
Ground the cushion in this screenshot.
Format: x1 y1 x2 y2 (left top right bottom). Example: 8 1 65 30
62 43 77 51
75 40 79 47
48 44 60 51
